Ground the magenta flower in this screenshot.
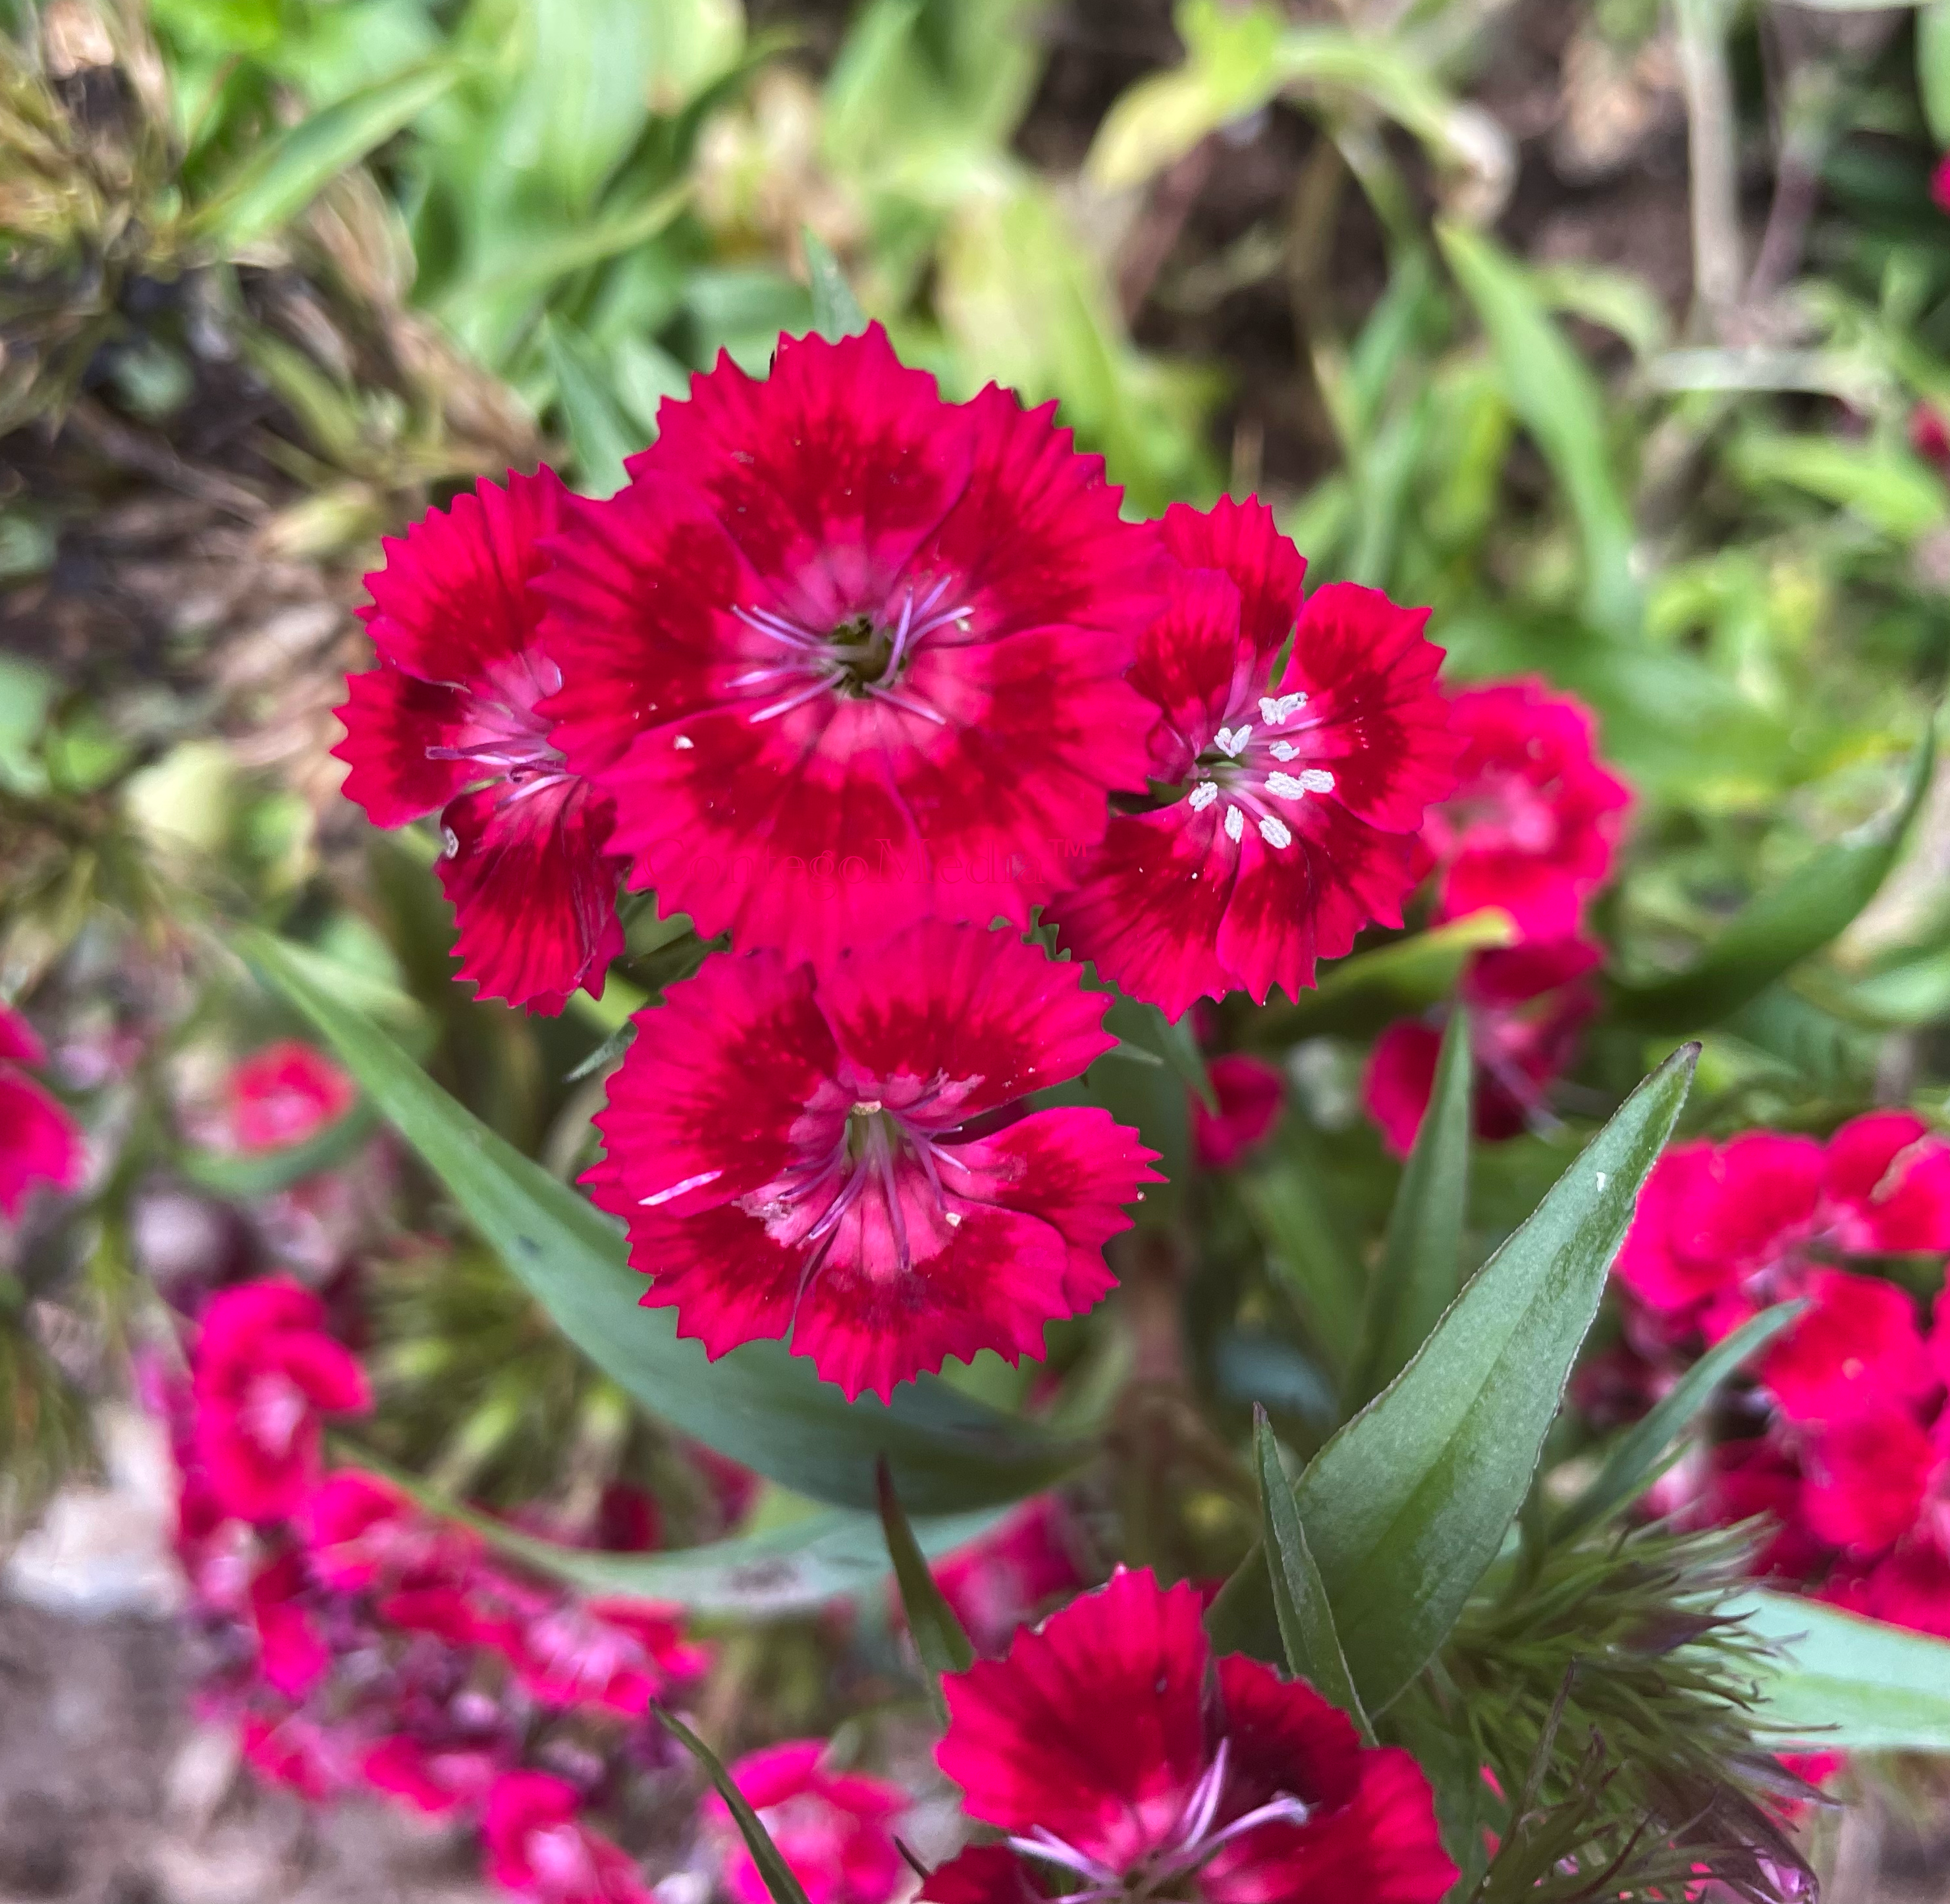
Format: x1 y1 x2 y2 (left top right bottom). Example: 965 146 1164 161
1191 1054 1286 1170
536 324 1164 962
0 1004 84 1219
1616 1114 1950 1422
1046 499 1459 1021
333 467 626 1013
930 1569 1455 1904
497 1594 710 1717
707 1741 908 1904
587 921 1158 1400
1363 938 1600 1156
225 1041 356 1153
1415 677 1631 944
483 1771 652 1904
248 1548 331 1698
192 1280 370 1522
928 1496 1082 1657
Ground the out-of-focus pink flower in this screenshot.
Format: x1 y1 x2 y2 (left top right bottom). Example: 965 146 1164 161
1192 1054 1284 1170
1363 939 1600 1157
192 1280 370 1523
1911 403 1950 473
497 1596 710 1717
929 1496 1083 1657
0 1004 84 1219
240 1708 354 1802
248 1550 331 1698
296 1469 475 1594
707 1741 907 1904
226 1041 357 1153
483 1771 653 1904
1615 1114 1950 1424
1415 678 1631 946
363 1733 505 1817
1933 154 1950 215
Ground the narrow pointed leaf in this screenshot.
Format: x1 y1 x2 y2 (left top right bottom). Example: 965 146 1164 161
1253 1409 1370 1739
1741 1591 1950 1750
1553 1300 1804 1545
243 930 1089 1516
1613 721 1936 1032
190 60 466 247
657 1707 813 1904
1347 1007 1472 1411
879 1457 975 1717
805 230 867 341
543 318 637 499
1218 1050 1698 1704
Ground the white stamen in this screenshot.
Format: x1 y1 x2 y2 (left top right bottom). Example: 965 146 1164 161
639 1168 723 1208
1259 692 1308 725
1214 724 1251 759
1187 780 1219 812
673 735 694 749
1268 741 1299 761
1224 806 1244 843
441 826 460 859
946 1212 962 1227
853 1099 883 1115
1265 773 1308 800
1259 815 1293 849
1298 767 1336 793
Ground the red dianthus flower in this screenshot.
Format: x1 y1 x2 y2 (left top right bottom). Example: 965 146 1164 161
587 921 1158 1400
707 1741 908 1904
333 467 626 1013
483 1771 651 1904
1615 1113 1950 1423
1046 500 1458 1021
930 1568 1455 1904
0 1004 84 1219
192 1279 370 1523
536 325 1163 961
226 1041 356 1153
1415 678 1631 944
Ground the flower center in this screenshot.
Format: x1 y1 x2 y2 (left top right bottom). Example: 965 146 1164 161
241 1370 310 1459
728 578 972 728
1181 694 1335 854
1005 1739 1311 1904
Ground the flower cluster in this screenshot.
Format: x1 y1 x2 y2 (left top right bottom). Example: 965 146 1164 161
1606 1114 1950 1641
157 1276 710 1904
1364 679 1629 1155
335 326 1463 1397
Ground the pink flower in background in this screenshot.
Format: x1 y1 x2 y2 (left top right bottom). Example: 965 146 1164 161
540 324 1164 962
483 1771 653 1904
333 466 626 1013
707 1741 907 1904
0 1003 84 1218
1192 1054 1284 1170
1048 501 1459 1020
226 1041 356 1153
931 1496 1083 1656
1363 938 1600 1156
1416 678 1631 944
248 1549 331 1697
498 1595 710 1716
1933 153 1950 214
1910 402 1950 472
933 1568 1455 1904
192 1280 370 1522
239 1709 354 1803
363 1733 506 1818
1615 1114 1950 1423
589 921 1157 1401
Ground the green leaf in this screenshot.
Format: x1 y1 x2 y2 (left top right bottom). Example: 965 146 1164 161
1437 220 1639 639
1552 1301 1804 1546
804 229 868 341
1922 2 1950 145
1345 1007 1471 1413
657 1708 813 1904
340 1447 997 1615
190 58 466 247
1253 1409 1370 1739
1239 1143 1368 1383
541 318 638 500
1222 1049 1698 1707
878 1457 975 1717
242 929 1089 1517
455 182 691 304
1105 990 1214 1110
1612 722 1936 1032
1729 431 1948 539
1741 1591 1950 1750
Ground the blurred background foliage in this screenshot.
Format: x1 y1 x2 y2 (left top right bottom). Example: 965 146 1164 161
7 0 1950 1722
